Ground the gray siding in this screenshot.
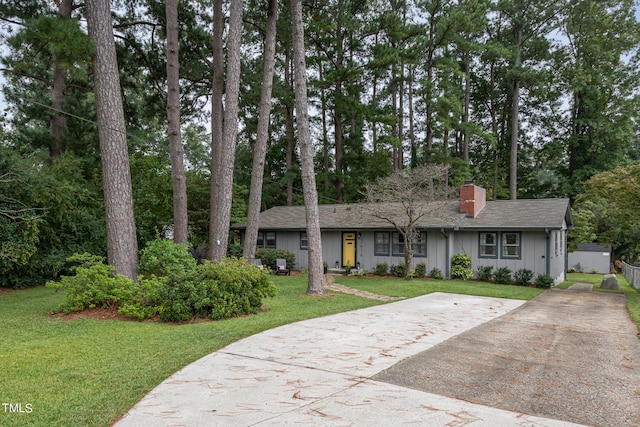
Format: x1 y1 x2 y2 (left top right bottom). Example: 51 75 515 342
568 249 611 274
268 226 567 284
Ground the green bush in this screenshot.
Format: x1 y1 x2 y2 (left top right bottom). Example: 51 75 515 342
414 262 427 278
451 265 474 281
46 254 134 314
476 265 494 281
255 248 295 271
226 243 243 258
375 262 389 275
48 253 278 322
535 274 554 289
451 253 473 280
429 267 444 279
451 253 472 268
139 238 197 278
514 268 533 286
390 263 405 278
494 267 512 284
118 275 165 320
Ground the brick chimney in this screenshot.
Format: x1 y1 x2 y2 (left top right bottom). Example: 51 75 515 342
460 183 486 218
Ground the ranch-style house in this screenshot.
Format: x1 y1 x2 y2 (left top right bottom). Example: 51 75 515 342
234 184 573 285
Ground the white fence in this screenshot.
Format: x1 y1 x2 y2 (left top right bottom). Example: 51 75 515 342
621 261 640 290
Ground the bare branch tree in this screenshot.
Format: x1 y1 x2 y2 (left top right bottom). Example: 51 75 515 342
361 164 452 279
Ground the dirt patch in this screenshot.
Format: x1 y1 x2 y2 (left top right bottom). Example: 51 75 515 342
0 288 14 296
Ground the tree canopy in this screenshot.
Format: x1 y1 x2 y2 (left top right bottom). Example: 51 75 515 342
1 0 639 284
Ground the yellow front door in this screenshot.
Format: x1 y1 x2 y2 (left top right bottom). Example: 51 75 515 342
342 232 356 268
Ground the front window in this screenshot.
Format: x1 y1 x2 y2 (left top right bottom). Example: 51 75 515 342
502 232 521 258
412 232 427 257
374 232 390 256
257 231 276 249
300 231 308 250
480 232 498 258
392 232 405 256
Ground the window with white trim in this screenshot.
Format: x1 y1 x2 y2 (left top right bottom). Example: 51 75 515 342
501 232 521 258
479 232 498 258
300 231 308 250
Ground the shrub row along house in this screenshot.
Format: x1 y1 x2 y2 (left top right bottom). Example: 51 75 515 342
234 184 573 285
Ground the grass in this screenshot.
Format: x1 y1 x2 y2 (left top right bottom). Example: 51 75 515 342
0 276 381 427
335 275 545 300
1 272 637 426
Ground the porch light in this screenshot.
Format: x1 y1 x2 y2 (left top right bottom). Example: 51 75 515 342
335 261 339 268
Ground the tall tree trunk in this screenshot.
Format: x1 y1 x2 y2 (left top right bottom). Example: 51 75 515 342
334 101 344 203
85 0 138 280
509 25 522 200
208 0 225 259
290 0 324 294
210 0 243 261
243 0 278 263
462 50 471 163
49 0 73 160
408 66 416 168
319 58 330 192
166 0 188 244
284 51 294 206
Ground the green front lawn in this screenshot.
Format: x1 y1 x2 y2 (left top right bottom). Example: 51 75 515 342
1 272 637 426
0 276 382 427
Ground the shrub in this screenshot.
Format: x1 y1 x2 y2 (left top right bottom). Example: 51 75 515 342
414 262 427 278
429 267 444 279
390 263 405 278
226 243 243 258
46 253 134 314
451 253 472 268
118 275 165 320
476 265 494 281
514 268 533 286
255 248 295 271
451 253 473 280
535 274 554 289
48 254 278 322
451 265 474 281
375 262 389 276
494 267 512 284
139 238 197 278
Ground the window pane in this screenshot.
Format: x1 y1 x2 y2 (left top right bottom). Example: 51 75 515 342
265 232 276 248
412 232 427 256
392 233 404 255
257 232 264 248
480 232 497 257
300 232 308 249
502 232 520 257
375 232 390 255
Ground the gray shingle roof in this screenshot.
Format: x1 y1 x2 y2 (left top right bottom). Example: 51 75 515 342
233 198 572 231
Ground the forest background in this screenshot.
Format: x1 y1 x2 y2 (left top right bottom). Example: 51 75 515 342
1 0 639 288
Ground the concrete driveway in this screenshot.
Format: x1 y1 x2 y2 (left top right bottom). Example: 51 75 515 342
115 287 640 427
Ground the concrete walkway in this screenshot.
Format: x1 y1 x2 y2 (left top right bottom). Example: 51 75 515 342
115 287 639 427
